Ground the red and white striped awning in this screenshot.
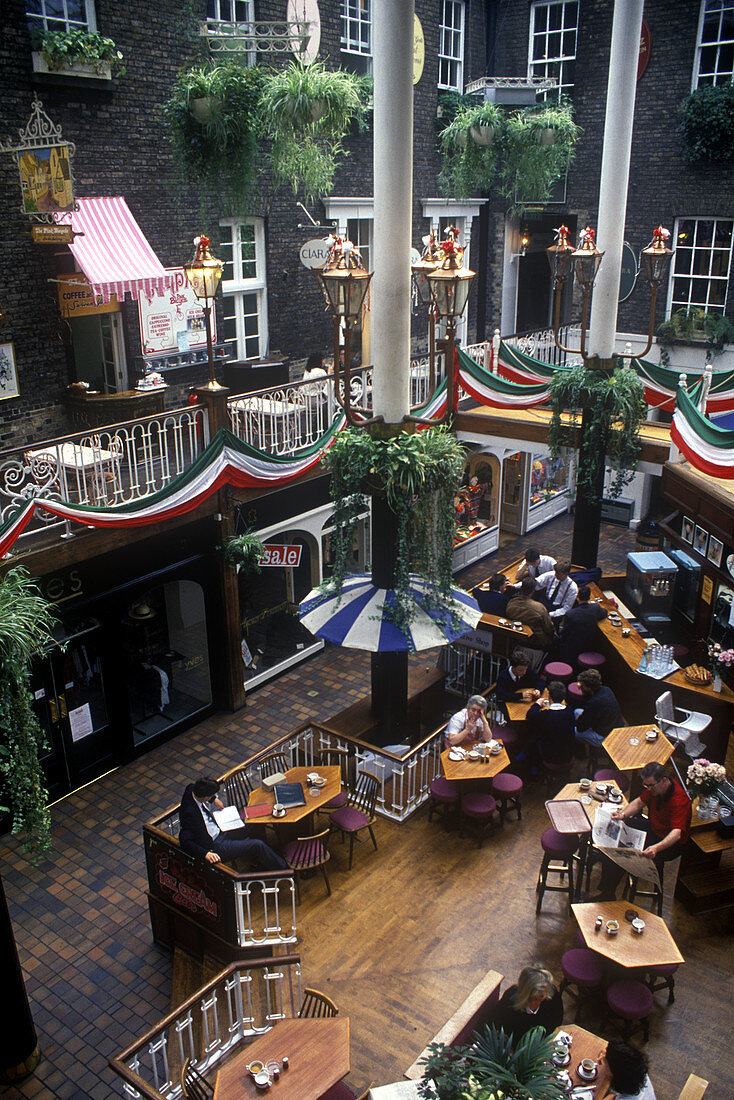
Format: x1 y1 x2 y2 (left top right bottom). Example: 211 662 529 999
55 196 175 303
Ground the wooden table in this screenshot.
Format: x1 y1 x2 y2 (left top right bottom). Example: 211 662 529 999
550 782 627 827
213 1017 350 1100
441 741 510 782
479 612 532 638
602 725 675 771
572 900 684 967
247 766 341 825
553 1024 611 1098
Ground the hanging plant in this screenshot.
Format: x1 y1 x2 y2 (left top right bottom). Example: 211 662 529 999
547 361 646 501
438 100 504 198
163 61 265 212
321 426 466 632
681 84 734 164
657 306 734 364
222 531 265 574
500 103 580 214
0 569 59 860
261 60 367 204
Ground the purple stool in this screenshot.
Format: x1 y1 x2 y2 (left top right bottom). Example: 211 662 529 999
560 948 605 1021
428 777 459 827
460 792 497 848
536 827 579 914
594 767 629 793
541 757 574 794
493 724 519 754
644 962 679 1005
544 660 574 683
491 773 523 823
606 979 654 1042
578 652 606 671
568 681 584 700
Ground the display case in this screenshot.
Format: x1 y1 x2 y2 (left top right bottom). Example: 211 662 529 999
624 551 678 629
452 452 500 572
669 548 700 623
527 451 570 531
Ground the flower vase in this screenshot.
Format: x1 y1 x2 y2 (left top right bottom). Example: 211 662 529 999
713 673 723 693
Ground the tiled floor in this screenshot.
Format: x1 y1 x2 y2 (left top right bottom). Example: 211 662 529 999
0 514 642 1099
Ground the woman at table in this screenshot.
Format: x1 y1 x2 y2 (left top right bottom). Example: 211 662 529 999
604 1040 656 1100
445 695 492 746
494 964 563 1044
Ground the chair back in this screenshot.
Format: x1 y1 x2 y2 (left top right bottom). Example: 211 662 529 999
349 772 379 819
260 752 289 779
288 829 330 870
222 768 252 810
318 746 350 785
298 987 339 1018
655 691 675 725
181 1057 213 1099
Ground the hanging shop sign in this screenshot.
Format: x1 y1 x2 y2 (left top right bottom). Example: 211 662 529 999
299 238 332 269
57 273 118 317
638 20 651 81
137 268 212 357
261 544 303 568
0 98 78 223
619 242 638 303
32 224 73 244
413 16 425 85
287 0 321 63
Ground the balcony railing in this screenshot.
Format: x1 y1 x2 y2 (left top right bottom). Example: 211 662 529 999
502 325 582 368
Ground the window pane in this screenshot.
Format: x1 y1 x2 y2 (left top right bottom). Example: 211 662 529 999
692 250 711 276
690 282 709 305
672 277 690 303
708 281 727 305
696 220 714 248
715 221 733 248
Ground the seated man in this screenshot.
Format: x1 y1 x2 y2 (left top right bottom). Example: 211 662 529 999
515 547 557 583
559 584 608 663
445 694 491 746
535 561 578 620
475 572 510 615
506 578 556 651
179 776 287 871
495 648 545 704
573 668 625 749
526 680 575 765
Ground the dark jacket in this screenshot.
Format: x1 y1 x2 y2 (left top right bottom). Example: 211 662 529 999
179 784 218 860
495 985 563 1044
575 685 625 737
476 588 509 615
527 703 576 762
495 666 545 703
560 602 608 661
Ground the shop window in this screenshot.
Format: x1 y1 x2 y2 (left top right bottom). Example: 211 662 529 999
341 0 372 75
503 453 524 507
694 0 734 86
667 217 734 315
529 452 568 507
528 0 578 101
439 0 465 91
220 219 269 361
26 0 97 35
322 512 370 580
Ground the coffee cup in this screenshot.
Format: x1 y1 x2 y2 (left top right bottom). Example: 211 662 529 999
248 1061 265 1075
272 804 286 818
581 1059 596 1075
646 729 658 742
606 919 619 935
609 788 622 802
596 782 609 795
632 917 645 934
579 777 591 790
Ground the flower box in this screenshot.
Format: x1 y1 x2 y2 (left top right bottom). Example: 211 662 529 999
32 51 112 80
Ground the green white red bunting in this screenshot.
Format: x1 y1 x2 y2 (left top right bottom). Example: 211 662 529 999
672 384 734 478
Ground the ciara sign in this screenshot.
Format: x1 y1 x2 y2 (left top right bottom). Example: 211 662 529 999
262 544 303 568
299 238 332 269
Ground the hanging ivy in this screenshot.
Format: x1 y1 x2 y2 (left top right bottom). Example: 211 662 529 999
0 569 58 860
321 426 466 633
222 531 265 574
547 362 647 501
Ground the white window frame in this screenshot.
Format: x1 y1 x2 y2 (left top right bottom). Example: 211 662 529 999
693 0 734 87
341 0 372 74
666 216 734 317
26 0 97 34
219 218 269 362
207 0 253 22
438 0 465 92
528 0 579 101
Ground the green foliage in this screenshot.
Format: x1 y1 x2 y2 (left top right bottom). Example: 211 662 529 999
681 84 734 164
321 426 466 635
420 1025 566 1100
261 61 367 204
222 531 265 574
548 362 646 501
36 28 124 74
438 101 503 198
163 61 265 213
0 569 59 859
657 307 734 363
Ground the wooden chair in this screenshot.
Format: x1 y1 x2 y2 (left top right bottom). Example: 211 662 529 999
328 772 379 870
317 747 350 813
259 752 289 779
298 987 339 1018
221 767 252 811
181 1057 213 1099
283 828 331 902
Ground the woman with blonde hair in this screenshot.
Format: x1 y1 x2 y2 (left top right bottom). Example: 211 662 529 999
495 964 563 1043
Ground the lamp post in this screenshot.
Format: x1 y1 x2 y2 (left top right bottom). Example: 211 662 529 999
426 229 476 423
411 231 440 396
184 235 224 391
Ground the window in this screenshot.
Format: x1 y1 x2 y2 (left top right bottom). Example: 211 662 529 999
439 0 465 91
26 0 96 35
694 0 734 86
219 219 269 362
667 217 734 315
346 217 372 276
207 0 253 23
341 0 372 75
528 0 579 101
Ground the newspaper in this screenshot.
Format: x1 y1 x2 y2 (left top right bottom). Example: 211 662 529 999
592 806 661 887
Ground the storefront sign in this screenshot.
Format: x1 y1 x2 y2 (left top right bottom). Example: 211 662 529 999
57 273 118 317
32 224 73 244
619 242 638 303
414 16 425 85
299 238 332 269
40 567 83 605
261 544 303 567
638 20 651 81
137 268 211 358
0 100 78 222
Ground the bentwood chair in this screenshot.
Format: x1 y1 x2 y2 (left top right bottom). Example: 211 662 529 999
298 987 339 1018
283 828 332 902
259 752 289 779
181 1058 213 1099
328 772 379 870
317 747 350 813
221 767 252 811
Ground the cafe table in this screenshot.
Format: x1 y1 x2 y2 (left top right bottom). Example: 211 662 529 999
547 783 628 900
441 741 510 782
247 766 342 826
572 900 684 968
550 781 628 827
602 725 675 772
213 1016 350 1100
552 1023 611 1098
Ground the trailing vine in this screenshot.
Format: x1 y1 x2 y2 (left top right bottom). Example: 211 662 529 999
0 569 59 859
547 362 646 501
321 427 466 635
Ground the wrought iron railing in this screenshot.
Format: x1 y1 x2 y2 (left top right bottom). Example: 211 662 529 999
200 20 312 55
502 325 582 368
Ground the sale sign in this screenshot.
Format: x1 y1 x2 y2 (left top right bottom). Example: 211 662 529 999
261 544 302 568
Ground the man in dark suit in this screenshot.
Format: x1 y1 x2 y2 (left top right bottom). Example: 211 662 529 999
179 777 287 870
574 669 625 749
475 572 510 615
559 584 608 663
526 680 576 765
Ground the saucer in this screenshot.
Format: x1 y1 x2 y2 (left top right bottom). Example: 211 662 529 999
577 1064 598 1082
552 1052 572 1067
272 807 286 818
628 737 640 746
580 795 592 804
306 772 320 781
467 750 481 760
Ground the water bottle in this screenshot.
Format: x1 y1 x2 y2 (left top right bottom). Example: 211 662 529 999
639 647 649 674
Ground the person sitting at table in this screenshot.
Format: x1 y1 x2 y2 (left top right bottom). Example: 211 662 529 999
506 579 556 658
603 1040 656 1100
445 694 492 746
595 762 692 903
526 680 575 766
559 584 608 663
475 572 510 615
494 964 564 1044
515 547 557 583
573 668 625 750
495 648 544 705
535 561 578 620
179 777 287 871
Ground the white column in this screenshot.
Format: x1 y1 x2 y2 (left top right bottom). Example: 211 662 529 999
588 0 645 360
371 0 414 423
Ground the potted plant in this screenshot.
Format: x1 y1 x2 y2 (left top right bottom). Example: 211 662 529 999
222 531 265 574
261 60 367 203
164 61 265 212
32 28 124 79
500 103 579 213
681 83 734 165
438 100 504 197
657 307 734 364
687 756 726 819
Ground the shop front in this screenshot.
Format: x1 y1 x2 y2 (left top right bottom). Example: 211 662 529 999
501 449 571 535
452 449 501 572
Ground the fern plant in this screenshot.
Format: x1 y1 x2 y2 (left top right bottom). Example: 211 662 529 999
420 1025 566 1100
222 531 265 574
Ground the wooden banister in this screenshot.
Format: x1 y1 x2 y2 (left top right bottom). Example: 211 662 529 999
404 969 503 1080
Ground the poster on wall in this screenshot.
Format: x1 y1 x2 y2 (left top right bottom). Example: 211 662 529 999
0 343 20 400
137 268 215 359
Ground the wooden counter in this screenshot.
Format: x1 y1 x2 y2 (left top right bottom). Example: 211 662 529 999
66 387 166 429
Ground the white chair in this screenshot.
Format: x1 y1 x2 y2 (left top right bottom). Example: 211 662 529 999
654 691 710 757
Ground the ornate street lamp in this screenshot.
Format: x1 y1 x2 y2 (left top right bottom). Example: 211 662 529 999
426 229 475 423
547 225 604 358
411 231 441 396
184 235 224 391
313 236 372 424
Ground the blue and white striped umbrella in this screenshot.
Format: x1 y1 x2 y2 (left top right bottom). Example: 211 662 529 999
299 573 482 652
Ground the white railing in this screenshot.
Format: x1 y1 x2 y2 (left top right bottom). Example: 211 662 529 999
111 959 302 1100
0 406 208 550
234 876 296 948
443 645 503 701
503 325 582 368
